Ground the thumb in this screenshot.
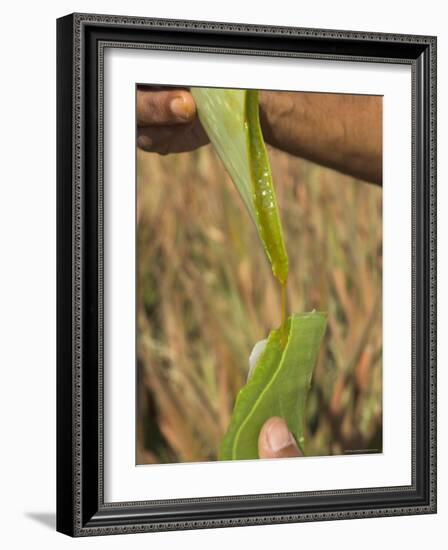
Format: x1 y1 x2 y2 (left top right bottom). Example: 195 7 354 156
258 417 303 459
136 89 196 126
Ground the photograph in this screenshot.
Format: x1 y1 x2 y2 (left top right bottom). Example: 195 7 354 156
56 13 436 535
0 0 443 545
135 85 383 465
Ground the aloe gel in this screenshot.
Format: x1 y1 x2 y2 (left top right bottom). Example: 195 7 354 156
192 87 327 460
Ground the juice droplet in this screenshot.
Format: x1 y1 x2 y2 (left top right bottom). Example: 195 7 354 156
281 282 287 327
280 281 288 348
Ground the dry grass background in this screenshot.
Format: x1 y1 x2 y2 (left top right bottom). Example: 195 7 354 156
136 139 382 464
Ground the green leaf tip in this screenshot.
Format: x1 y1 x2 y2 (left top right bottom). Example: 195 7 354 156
191 87 289 285
219 311 327 461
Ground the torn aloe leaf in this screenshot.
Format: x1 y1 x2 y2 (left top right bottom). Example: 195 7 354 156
191 88 289 285
220 312 327 461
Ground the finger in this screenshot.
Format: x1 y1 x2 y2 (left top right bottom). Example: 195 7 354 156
258 417 303 459
136 126 180 153
136 89 196 127
137 120 209 154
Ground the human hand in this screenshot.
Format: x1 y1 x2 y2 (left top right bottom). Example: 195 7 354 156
258 416 303 459
136 86 209 155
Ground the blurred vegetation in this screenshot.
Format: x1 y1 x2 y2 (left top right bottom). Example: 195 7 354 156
136 140 382 464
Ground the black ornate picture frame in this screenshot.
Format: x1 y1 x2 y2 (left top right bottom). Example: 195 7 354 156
56 13 437 537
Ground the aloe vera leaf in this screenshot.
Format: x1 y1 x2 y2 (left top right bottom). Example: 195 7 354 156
220 312 327 461
191 87 289 285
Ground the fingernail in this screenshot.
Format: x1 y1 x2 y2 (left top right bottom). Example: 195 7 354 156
266 419 295 452
170 96 192 120
137 135 152 149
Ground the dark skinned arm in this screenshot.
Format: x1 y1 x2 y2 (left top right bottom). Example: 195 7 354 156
136 87 382 185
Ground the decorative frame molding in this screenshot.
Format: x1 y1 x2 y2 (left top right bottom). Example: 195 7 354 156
57 13 437 537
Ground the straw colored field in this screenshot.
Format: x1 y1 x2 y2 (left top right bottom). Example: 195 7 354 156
136 142 382 464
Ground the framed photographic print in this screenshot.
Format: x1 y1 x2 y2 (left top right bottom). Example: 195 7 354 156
56 13 437 536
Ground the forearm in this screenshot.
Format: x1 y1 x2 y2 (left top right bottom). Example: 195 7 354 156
259 91 382 185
